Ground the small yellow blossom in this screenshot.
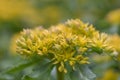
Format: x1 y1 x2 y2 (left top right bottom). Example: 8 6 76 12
90 33 112 54
16 29 42 56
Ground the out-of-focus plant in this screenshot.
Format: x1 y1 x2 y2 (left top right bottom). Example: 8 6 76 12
106 9 120 34
0 0 66 27
0 0 41 26
2 19 115 80
106 9 120 25
109 34 120 61
0 0 32 20
92 34 120 80
97 69 120 80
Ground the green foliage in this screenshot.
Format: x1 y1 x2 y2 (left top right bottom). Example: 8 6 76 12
6 61 37 74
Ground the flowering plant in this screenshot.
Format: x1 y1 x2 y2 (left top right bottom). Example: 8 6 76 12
3 19 115 80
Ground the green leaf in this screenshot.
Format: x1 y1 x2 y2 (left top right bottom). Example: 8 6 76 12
79 65 96 80
6 60 38 74
33 61 54 80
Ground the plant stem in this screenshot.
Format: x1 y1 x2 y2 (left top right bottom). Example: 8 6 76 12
56 65 64 80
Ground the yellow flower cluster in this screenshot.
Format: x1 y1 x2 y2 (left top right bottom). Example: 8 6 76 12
106 9 120 24
16 19 113 73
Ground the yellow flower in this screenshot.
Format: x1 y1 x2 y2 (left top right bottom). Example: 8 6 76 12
90 33 113 54
16 19 113 73
16 29 42 56
106 9 120 24
65 19 98 37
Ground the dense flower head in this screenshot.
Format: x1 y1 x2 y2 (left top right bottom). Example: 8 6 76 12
16 19 114 73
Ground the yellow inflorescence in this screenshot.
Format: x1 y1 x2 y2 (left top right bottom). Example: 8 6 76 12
16 19 114 73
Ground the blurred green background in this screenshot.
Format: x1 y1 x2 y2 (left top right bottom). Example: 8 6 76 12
0 0 120 80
